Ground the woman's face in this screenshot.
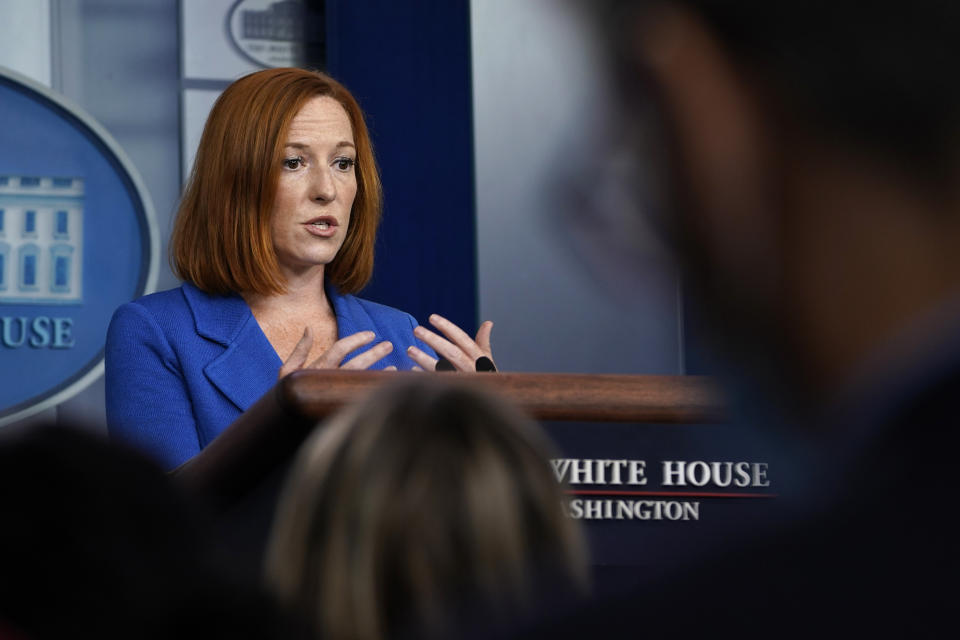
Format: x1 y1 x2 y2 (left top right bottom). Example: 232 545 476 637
270 95 358 280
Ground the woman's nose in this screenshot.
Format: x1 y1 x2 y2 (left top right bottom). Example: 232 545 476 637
310 167 336 202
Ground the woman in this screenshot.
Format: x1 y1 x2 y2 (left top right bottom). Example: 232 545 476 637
105 68 494 470
265 378 588 640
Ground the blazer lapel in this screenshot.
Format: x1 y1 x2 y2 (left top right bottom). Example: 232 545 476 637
328 283 375 338
328 284 355 337
183 283 281 413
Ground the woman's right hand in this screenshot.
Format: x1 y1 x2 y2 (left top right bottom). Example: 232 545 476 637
278 328 395 378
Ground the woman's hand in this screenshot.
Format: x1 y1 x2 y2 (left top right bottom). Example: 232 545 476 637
407 314 496 372
278 328 395 378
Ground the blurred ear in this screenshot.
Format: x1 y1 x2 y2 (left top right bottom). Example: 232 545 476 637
637 4 766 209
635 4 780 302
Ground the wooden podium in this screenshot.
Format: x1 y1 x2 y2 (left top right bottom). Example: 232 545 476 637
173 371 723 507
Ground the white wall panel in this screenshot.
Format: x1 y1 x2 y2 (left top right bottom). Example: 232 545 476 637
471 0 683 374
0 0 51 86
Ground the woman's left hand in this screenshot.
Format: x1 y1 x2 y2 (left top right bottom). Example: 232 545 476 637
407 314 496 372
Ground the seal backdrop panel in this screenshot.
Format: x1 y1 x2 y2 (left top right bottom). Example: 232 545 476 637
0 69 157 425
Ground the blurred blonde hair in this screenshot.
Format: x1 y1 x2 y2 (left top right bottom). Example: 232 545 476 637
265 378 588 639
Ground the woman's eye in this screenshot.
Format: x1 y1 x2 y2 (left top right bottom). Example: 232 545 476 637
283 156 304 170
334 157 355 171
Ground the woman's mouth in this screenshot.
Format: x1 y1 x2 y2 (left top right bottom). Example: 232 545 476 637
304 217 338 237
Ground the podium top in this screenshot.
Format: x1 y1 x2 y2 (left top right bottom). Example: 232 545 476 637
279 371 725 424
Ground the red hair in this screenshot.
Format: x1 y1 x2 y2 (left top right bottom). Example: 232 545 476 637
171 68 381 295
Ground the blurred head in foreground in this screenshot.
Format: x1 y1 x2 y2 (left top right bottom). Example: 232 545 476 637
265 378 588 639
0 424 293 639
587 1 960 413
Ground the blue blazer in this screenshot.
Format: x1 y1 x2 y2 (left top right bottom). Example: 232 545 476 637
105 282 435 469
